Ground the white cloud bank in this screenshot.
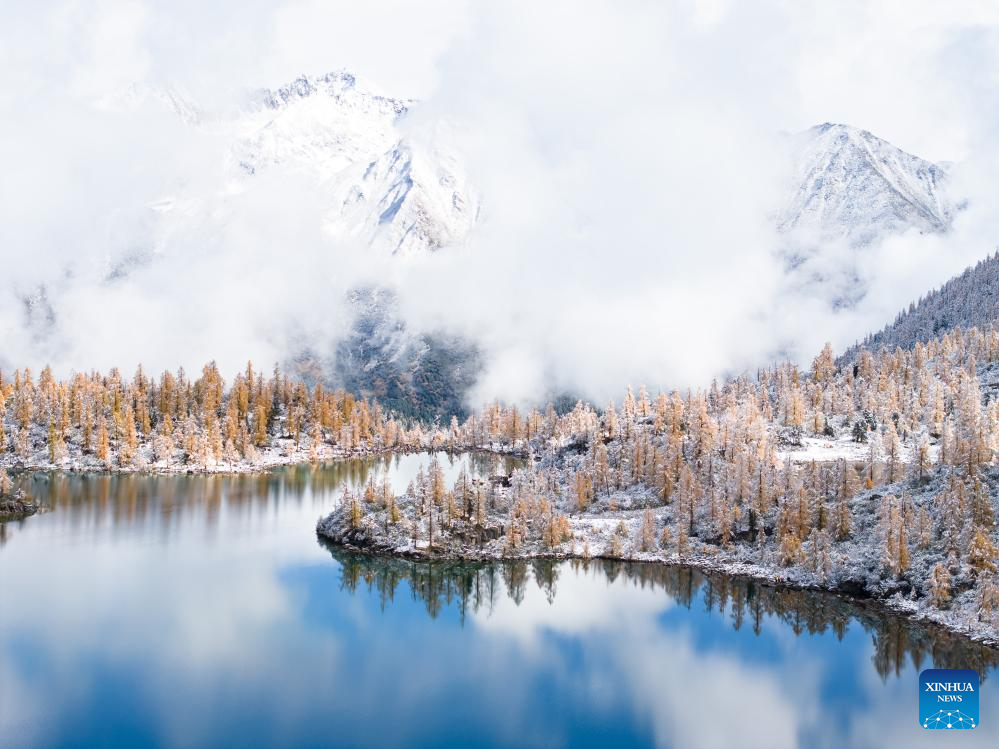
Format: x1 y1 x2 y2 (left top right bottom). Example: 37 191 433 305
2 0 999 406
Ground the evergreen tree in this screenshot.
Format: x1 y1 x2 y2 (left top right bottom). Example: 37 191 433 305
968 529 999 575
929 563 952 608
638 509 656 552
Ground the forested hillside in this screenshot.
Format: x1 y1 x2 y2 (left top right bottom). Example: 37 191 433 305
846 251 999 359
320 328 999 642
0 362 502 473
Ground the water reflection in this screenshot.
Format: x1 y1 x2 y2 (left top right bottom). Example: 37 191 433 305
3 454 998 748
1 451 521 547
324 545 999 681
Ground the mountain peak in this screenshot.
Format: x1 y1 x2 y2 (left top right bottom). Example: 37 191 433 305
812 121 850 133
774 122 960 310
225 71 476 256
779 121 954 246
811 121 866 134
255 70 410 116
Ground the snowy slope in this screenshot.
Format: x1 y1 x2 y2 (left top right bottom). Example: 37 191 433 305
94 85 956 285
778 123 955 247
105 70 478 258
228 71 478 256
842 251 999 359
775 123 959 309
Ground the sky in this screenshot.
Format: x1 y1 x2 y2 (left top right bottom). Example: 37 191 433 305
2 0 999 405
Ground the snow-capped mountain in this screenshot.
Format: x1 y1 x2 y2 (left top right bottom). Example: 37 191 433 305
11 68 974 418
215 72 480 414
779 123 955 246
105 70 478 259
105 83 951 283
34 71 483 418
229 71 478 256
776 123 958 308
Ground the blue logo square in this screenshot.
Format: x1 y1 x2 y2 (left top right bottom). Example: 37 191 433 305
920 669 979 729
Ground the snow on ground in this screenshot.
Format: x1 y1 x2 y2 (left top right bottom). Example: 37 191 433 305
777 435 870 463
318 459 999 646
776 426 939 465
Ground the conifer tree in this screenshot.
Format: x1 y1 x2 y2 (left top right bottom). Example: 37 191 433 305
544 512 571 548
659 524 672 551
835 491 851 541
574 471 592 513
47 418 58 463
594 443 611 494
911 431 932 482
929 563 952 608
638 509 656 552
676 519 688 558
978 575 999 622
609 532 624 559
968 529 999 575
811 342 835 383
253 403 268 447
808 528 833 581
883 423 902 483
96 415 110 463
864 432 883 489
779 530 802 567
970 477 995 529
428 458 446 510
348 491 362 530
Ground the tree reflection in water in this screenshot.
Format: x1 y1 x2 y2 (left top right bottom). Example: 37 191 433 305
0 451 522 547
323 541 999 682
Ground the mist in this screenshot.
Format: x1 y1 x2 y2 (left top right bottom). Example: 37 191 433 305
2 0 999 408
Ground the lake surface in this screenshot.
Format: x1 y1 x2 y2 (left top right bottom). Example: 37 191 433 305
2 451 998 748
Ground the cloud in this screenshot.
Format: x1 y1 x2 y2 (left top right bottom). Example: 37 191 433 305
2 1 999 406
472 563 810 749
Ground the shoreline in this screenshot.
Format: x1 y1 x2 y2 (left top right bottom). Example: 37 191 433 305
0 494 38 522
5 444 995 649
0 444 527 478
316 525 999 649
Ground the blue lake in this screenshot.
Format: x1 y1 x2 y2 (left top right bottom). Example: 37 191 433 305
2 452 998 748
